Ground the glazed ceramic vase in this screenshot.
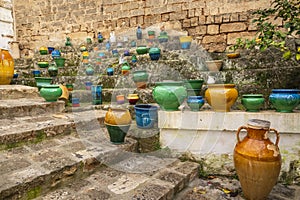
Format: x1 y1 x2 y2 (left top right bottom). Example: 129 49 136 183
35 77 52 90
40 85 63 102
152 81 187 111
0 48 14 85
127 94 139 105
37 61 49 68
136 46 148 55
85 65 94 76
242 94 265 112
133 70 149 89
269 89 300 112
104 108 132 144
187 96 205 111
134 104 158 129
121 62 130 75
149 47 161 60
39 46 48 55
234 119 281 200
205 84 238 112
205 60 223 71
51 49 61 58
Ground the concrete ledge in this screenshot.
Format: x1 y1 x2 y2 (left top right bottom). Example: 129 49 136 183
158 110 300 133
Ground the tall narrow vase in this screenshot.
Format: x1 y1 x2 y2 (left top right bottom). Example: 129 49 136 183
234 119 281 200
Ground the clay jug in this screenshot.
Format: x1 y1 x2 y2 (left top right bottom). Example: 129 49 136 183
0 48 14 85
234 119 281 200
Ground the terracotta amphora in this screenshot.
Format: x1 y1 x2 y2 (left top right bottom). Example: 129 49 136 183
234 119 281 200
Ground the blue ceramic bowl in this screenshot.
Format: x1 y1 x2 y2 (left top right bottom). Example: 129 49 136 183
269 89 300 112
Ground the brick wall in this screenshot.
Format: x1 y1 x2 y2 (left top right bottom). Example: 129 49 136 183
13 0 272 56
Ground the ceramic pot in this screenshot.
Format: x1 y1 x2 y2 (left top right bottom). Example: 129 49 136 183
40 85 62 102
148 30 155 39
39 46 48 55
152 81 187 111
133 70 148 82
234 119 281 200
187 96 205 111
116 95 125 104
184 79 204 90
134 104 158 129
242 94 265 112
131 54 137 63
54 57 65 68
127 94 139 105
149 47 161 60
72 98 80 107
91 85 102 105
85 81 92 90
85 66 94 76
48 64 58 77
269 89 300 113
0 49 14 85
205 60 223 71
124 49 130 56
136 26 142 40
105 123 131 144
107 68 114 76
51 49 61 58
35 77 52 90
121 62 130 75
65 37 72 46
226 52 240 59
79 45 87 52
136 46 148 55
179 36 192 49
58 84 69 104
104 107 132 125
66 83 73 91
32 70 41 77
37 61 49 68
205 84 238 112
47 47 55 54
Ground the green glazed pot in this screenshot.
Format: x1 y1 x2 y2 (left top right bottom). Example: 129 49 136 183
54 57 65 67
105 123 131 144
136 46 149 55
133 70 149 82
35 77 53 90
241 94 265 112
48 64 58 77
184 79 204 90
152 81 187 111
40 85 62 102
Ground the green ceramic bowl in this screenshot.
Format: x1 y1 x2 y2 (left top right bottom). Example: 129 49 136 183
105 122 131 144
37 61 49 68
136 46 149 55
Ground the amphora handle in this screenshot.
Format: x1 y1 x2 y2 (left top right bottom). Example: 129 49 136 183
270 128 280 146
236 126 247 143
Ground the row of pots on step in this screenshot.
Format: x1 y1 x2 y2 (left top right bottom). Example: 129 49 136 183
152 81 300 113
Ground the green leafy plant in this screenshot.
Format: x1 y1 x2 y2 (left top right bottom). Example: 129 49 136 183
231 0 300 60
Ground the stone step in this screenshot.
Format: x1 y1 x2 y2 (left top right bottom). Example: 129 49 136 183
35 158 199 200
0 85 40 100
0 109 107 149
0 129 138 200
0 98 65 119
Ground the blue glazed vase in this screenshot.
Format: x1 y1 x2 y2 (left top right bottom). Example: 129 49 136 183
187 96 205 111
51 49 61 58
149 47 161 60
269 89 300 112
152 81 187 111
134 104 158 129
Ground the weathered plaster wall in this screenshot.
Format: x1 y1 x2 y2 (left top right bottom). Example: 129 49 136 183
0 0 14 48
13 0 272 57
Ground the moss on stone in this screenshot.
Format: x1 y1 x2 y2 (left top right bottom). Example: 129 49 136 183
26 186 42 200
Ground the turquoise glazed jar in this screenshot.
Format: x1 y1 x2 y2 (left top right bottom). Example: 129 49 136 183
269 89 300 112
152 81 187 111
40 85 62 102
187 96 205 111
242 94 265 112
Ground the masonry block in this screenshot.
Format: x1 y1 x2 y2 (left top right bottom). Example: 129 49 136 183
207 24 219 35
220 22 247 33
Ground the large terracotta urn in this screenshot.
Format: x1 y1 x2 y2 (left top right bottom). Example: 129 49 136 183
204 84 238 112
152 81 187 111
234 119 281 200
0 48 14 85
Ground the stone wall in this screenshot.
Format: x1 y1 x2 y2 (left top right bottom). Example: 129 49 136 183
0 0 14 48
13 0 272 57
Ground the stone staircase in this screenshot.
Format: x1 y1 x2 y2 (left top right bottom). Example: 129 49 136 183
0 85 200 200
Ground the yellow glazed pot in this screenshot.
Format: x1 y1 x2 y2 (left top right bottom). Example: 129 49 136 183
205 84 238 112
0 48 14 85
104 108 132 125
